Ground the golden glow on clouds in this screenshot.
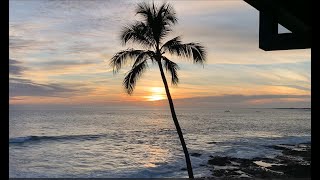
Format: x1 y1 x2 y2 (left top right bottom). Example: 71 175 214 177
248 98 308 105
10 83 310 105
9 1 310 107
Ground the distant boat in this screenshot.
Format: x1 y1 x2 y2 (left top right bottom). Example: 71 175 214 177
224 110 230 112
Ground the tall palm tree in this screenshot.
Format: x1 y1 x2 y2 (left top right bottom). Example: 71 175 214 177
109 2 206 178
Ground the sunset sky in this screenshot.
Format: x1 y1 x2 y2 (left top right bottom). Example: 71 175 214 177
9 0 310 109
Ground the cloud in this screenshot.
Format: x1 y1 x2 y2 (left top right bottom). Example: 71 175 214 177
184 94 309 101
9 35 55 52
10 97 24 101
175 62 310 93
9 0 138 58
170 94 310 108
273 84 310 92
9 59 25 75
167 1 310 65
30 59 99 68
9 0 310 108
9 77 77 98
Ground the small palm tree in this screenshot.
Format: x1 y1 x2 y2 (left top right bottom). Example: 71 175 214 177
110 2 206 178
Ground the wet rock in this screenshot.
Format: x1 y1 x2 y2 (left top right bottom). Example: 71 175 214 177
225 170 242 176
230 158 256 167
191 152 202 157
267 145 291 151
252 157 277 164
213 169 225 177
241 166 283 178
207 141 217 144
303 156 311 162
206 143 311 179
282 148 311 159
208 156 231 166
213 169 247 178
269 164 310 177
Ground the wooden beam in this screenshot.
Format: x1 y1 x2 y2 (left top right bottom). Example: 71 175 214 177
259 12 311 51
244 0 311 51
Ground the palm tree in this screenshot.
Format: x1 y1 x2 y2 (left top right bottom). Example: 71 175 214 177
109 2 206 178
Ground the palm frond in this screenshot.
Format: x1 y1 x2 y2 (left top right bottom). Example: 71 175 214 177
123 60 148 95
161 36 182 51
110 49 144 74
161 36 206 64
132 51 155 67
157 3 178 26
135 2 177 45
155 3 177 42
136 2 154 25
187 43 206 64
120 22 155 48
162 56 179 85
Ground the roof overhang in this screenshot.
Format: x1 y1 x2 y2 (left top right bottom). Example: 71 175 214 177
244 0 311 51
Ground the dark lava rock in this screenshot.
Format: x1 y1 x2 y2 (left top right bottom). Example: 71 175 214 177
231 158 257 167
303 156 311 162
213 169 243 178
267 145 291 151
282 148 310 158
207 141 217 144
213 169 225 177
269 164 310 177
208 156 231 166
191 152 202 157
241 166 283 178
206 142 311 179
252 157 277 164
225 170 241 176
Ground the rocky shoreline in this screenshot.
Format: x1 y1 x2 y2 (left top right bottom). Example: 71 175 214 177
202 142 311 179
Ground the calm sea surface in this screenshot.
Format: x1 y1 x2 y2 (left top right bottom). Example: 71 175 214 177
9 108 311 178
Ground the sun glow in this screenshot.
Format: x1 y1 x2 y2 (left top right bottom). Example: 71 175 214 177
145 87 166 101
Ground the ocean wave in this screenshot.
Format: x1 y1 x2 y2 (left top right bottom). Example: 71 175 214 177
9 134 108 144
210 135 311 159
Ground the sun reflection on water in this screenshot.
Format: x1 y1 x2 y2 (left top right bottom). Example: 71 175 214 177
140 145 169 168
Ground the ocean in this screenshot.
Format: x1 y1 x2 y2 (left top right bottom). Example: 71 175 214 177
9 108 311 178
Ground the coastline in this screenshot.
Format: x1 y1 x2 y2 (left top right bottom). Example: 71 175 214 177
202 142 311 179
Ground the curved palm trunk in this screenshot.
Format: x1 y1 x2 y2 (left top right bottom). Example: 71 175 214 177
157 61 194 178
